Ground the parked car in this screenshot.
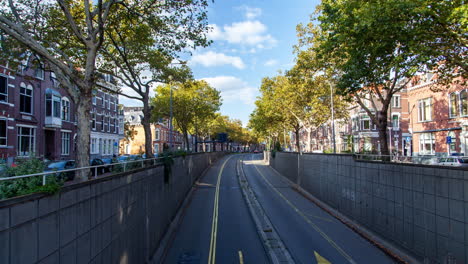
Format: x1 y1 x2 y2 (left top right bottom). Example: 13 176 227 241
129 155 143 160
436 157 468 167
101 158 115 172
44 160 75 181
117 156 129 163
89 158 106 176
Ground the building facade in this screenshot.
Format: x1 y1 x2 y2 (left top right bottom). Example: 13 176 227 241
121 107 183 155
0 58 124 164
90 76 124 159
298 73 467 157
348 90 411 155
0 60 77 163
407 74 468 156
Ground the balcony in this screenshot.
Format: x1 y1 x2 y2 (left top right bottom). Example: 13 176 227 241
45 116 62 128
45 88 62 128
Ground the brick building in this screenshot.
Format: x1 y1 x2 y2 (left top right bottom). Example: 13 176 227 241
90 75 125 159
0 59 77 163
121 107 183 155
299 72 467 157
0 57 124 164
407 74 467 156
348 89 411 155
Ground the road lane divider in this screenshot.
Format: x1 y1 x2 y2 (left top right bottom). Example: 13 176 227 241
252 161 357 264
238 251 244 264
208 155 234 264
237 157 295 264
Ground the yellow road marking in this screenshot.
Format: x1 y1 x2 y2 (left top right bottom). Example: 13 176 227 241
315 251 332 264
303 212 334 223
251 161 356 264
208 155 234 264
238 250 244 264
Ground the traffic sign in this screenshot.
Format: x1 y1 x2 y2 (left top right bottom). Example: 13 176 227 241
446 136 452 144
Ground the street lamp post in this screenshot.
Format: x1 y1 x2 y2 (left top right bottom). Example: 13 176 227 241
168 76 174 150
330 82 336 153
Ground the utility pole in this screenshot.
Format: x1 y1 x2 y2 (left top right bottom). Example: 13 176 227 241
330 82 336 153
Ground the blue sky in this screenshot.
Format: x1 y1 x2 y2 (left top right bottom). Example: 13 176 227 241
120 0 319 126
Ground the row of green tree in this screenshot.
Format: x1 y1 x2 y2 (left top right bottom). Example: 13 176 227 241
249 0 466 155
151 80 259 151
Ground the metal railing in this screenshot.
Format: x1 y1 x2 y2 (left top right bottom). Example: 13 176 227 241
0 156 165 186
354 154 439 165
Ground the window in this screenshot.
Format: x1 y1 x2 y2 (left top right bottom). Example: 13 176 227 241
155 129 160 140
0 75 8 102
92 96 96 105
110 101 115 112
107 117 110 132
0 119 7 146
34 62 44 80
392 95 401 108
114 119 118 133
418 98 432 122
101 116 105 131
20 83 33 114
104 139 109 155
360 115 371 130
449 93 458 117
352 117 359 131
61 132 70 155
91 138 97 154
154 143 159 153
17 126 35 156
92 112 96 130
392 114 399 129
99 138 103 154
448 131 457 153
50 72 59 87
104 94 109 109
419 133 435 155
460 90 468 116
62 98 70 121
46 94 61 118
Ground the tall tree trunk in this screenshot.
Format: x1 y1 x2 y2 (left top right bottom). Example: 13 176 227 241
377 110 390 159
75 96 92 180
307 129 311 152
142 102 154 158
295 128 301 153
184 131 190 151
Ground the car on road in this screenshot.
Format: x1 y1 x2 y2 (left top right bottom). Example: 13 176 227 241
44 160 76 181
436 157 468 167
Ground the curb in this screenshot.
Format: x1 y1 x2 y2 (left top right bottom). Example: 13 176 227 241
236 158 295 264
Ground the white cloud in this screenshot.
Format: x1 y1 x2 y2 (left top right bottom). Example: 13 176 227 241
207 21 277 49
264 59 278 67
238 6 262 20
201 76 256 105
190 51 245 69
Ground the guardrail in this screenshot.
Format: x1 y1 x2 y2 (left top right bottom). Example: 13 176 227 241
0 156 165 186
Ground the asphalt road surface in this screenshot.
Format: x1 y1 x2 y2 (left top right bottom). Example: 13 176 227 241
162 154 396 264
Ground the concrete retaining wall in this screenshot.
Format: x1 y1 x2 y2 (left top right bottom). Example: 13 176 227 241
0 152 224 264
268 152 468 263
